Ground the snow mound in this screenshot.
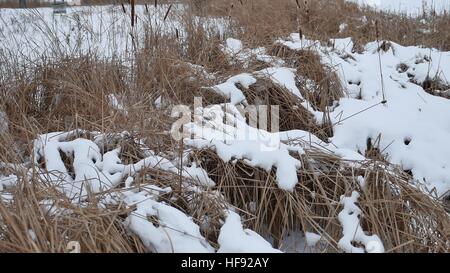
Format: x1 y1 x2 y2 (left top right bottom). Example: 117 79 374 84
217 210 282 253
210 73 256 105
124 186 215 253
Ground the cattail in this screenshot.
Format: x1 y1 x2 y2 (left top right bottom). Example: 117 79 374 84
130 0 135 27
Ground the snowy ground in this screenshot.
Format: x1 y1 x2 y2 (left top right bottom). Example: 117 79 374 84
347 0 450 15
0 4 227 64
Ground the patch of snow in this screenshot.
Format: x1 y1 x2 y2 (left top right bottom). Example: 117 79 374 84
339 23 348 33
221 38 285 68
0 175 18 191
209 73 256 105
217 210 282 253
0 4 228 66
305 232 322 247
338 191 385 253
107 94 128 115
124 186 214 253
0 111 8 134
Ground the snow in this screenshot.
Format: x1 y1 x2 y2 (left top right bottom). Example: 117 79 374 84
120 176 280 253
220 38 284 68
0 175 18 191
281 231 320 253
2 4 450 253
27 229 37 242
217 210 282 253
255 67 324 122
0 4 228 65
0 112 8 134
183 104 301 191
339 23 348 33
210 73 256 105
182 101 367 191
305 232 322 247
347 0 450 15
107 94 128 115
124 186 214 253
208 46 324 121
256 67 302 98
2 129 290 253
32 130 214 198
277 34 450 197
184 62 217 81
338 191 385 253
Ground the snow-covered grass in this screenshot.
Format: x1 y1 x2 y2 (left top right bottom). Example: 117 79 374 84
0 4 229 67
1 0 450 253
347 0 450 16
277 34 450 197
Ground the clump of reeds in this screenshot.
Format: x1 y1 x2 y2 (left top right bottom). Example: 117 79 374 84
244 78 332 140
189 146 450 252
0 174 147 253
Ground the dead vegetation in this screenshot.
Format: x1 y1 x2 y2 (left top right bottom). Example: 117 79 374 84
244 78 332 140
1 0 450 253
181 146 450 252
0 176 147 253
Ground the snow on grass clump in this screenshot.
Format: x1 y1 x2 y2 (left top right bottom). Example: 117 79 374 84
183 104 301 191
0 129 284 253
254 67 324 122
209 73 257 105
278 33 450 197
122 182 280 253
217 210 282 253
209 40 327 122
338 191 384 253
220 38 284 68
32 130 214 198
123 185 215 253
182 103 367 191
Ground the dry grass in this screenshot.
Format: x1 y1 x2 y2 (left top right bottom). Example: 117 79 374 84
1 0 450 252
244 78 332 140
0 175 147 253
191 147 450 252
203 0 450 51
271 45 344 111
